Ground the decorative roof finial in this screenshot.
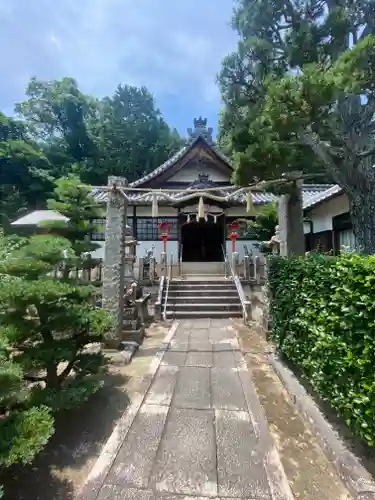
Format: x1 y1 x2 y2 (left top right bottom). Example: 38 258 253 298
194 116 207 129
187 117 213 144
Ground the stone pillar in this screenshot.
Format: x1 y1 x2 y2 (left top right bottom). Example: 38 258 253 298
102 176 128 347
278 177 305 256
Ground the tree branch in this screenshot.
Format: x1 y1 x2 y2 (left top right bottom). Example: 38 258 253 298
357 144 375 158
301 132 338 171
24 374 46 383
58 358 77 383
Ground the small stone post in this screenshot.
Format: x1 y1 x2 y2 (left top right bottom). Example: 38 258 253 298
278 175 305 256
160 252 167 277
243 254 250 280
138 257 145 282
149 256 156 283
231 252 239 276
254 256 261 284
102 176 128 347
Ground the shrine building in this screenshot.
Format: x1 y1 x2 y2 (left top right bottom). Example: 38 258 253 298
88 117 332 262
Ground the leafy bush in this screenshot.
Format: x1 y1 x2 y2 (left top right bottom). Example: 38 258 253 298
268 253 375 446
0 233 112 492
0 235 113 411
0 179 112 494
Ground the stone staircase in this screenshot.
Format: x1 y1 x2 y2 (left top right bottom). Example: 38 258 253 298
162 279 242 319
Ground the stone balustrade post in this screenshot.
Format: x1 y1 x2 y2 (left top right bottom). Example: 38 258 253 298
254 256 261 285
243 254 250 280
149 257 156 283
160 252 167 277
102 176 128 347
138 257 145 282
231 252 239 276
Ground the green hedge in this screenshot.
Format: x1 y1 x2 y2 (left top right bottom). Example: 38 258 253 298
268 253 375 446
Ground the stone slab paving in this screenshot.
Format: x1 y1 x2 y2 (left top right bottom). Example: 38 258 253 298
80 319 294 500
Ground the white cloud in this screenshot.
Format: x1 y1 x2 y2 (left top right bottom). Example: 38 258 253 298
0 0 238 131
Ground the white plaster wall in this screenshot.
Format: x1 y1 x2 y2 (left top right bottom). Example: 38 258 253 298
134 206 178 217
91 240 179 261
226 207 250 217
226 240 263 259
168 164 229 182
137 241 179 261
304 193 349 234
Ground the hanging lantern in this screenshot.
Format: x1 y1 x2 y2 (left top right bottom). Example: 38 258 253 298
152 192 159 218
229 220 241 253
158 221 170 253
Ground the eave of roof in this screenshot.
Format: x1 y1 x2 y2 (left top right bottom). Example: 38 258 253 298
11 210 69 226
303 184 343 211
91 184 334 207
129 135 233 188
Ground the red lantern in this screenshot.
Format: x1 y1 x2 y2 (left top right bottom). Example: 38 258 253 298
229 221 241 253
158 221 171 253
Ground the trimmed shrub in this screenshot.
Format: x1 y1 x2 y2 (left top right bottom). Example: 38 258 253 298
268 253 375 446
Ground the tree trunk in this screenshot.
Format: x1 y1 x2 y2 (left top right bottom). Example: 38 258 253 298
349 191 375 254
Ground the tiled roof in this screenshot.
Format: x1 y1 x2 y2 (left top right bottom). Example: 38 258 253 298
303 184 342 210
129 135 234 188
129 144 190 187
91 184 334 206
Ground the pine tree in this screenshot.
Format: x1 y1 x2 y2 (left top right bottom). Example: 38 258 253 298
219 0 375 253
0 234 112 412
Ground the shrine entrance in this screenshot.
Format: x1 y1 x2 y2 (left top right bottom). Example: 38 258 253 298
181 217 224 262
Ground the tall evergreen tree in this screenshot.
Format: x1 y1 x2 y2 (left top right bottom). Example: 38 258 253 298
219 0 375 253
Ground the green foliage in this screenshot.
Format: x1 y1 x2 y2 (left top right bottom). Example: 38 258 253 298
46 175 103 257
14 78 184 188
268 253 375 445
0 232 112 485
1 77 183 221
219 0 375 252
0 313 54 469
0 112 53 220
0 235 112 410
246 202 278 241
0 406 54 468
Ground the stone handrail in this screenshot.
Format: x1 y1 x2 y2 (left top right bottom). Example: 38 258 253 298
154 275 165 320
162 254 173 322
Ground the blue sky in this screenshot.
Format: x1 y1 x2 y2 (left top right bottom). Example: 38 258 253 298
0 0 238 136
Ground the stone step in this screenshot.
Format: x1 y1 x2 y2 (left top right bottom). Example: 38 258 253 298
165 310 242 319
169 282 236 288
166 290 239 298
166 296 241 304
166 303 242 312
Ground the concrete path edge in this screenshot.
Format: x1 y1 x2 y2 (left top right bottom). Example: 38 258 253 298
270 353 375 500
76 322 179 500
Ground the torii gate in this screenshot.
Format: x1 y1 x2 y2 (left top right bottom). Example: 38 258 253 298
101 173 305 346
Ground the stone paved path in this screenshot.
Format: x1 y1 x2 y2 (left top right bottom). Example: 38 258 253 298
81 319 294 500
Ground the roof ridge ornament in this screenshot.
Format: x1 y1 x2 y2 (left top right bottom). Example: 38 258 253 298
187 116 213 144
